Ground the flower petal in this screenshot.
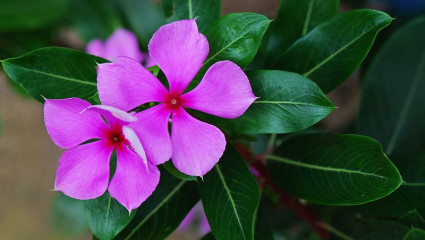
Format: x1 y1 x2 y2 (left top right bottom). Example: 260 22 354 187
122 125 148 167
171 108 226 177
97 57 169 111
84 105 137 127
54 140 113 199
109 146 160 212
104 28 144 62
129 104 172 165
86 39 105 58
181 60 257 118
44 98 105 149
148 19 209 94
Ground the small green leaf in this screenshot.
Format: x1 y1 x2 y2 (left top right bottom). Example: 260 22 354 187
264 0 338 65
403 228 425 240
358 16 425 156
116 169 199 240
84 193 136 240
166 0 221 33
1 47 108 103
267 134 403 205
271 9 392 93
198 145 260 240
399 210 425 229
192 70 335 134
162 161 198 181
0 0 69 31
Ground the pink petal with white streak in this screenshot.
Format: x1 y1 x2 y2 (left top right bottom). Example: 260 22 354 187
129 104 172 165
97 57 169 111
171 108 226 177
182 61 257 119
148 19 209 94
44 98 105 149
54 140 113 199
109 146 160 212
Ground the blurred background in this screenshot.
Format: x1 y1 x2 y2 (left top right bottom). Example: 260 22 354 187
0 0 424 239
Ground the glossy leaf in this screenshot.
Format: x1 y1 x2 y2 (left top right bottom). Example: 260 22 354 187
192 70 335 134
71 0 121 42
350 152 425 217
203 13 270 70
84 193 136 240
403 228 425 240
1 47 108 103
271 9 392 93
358 17 425 156
114 0 165 47
116 169 199 240
166 0 221 32
267 134 403 205
0 0 69 31
264 0 338 65
198 145 260 240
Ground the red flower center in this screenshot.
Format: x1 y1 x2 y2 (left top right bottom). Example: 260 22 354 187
165 93 183 110
106 128 126 146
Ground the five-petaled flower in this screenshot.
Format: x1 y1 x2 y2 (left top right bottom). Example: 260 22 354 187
44 98 160 212
97 19 257 177
86 28 155 67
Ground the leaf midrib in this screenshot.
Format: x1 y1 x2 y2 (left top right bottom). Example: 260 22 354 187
301 0 315 36
385 49 425 155
215 164 247 239
123 181 186 240
266 155 398 181
2 62 97 86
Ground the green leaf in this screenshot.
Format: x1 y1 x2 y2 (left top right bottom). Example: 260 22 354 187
50 193 88 237
114 0 165 47
200 232 216 240
71 0 121 42
403 228 425 240
166 0 221 33
264 0 338 65
1 47 108 103
358 16 425 156
267 133 403 205
162 161 198 181
0 0 69 31
254 196 275 240
271 9 392 93
116 169 199 240
399 210 425 229
84 193 136 240
203 12 270 69
192 70 335 134
198 145 260 240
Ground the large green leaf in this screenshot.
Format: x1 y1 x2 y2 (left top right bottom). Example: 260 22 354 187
358 17 425 156
166 0 221 33
116 169 199 240
192 70 335 134
1 47 107 103
71 0 121 42
84 193 136 240
114 0 165 47
0 0 69 31
264 0 338 66
267 134 403 205
271 9 392 93
403 228 425 240
203 13 270 70
198 145 260 240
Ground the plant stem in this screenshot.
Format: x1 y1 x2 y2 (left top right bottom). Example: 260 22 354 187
318 222 354 240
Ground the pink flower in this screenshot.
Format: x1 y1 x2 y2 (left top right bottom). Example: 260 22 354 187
86 28 145 63
97 20 256 177
44 98 160 212
178 202 210 235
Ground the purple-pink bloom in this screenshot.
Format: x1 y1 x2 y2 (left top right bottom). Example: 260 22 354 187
86 28 144 63
44 98 160 212
178 202 210 235
97 20 256 177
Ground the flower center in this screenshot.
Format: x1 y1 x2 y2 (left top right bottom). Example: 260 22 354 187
170 98 178 105
108 131 125 145
166 94 182 110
